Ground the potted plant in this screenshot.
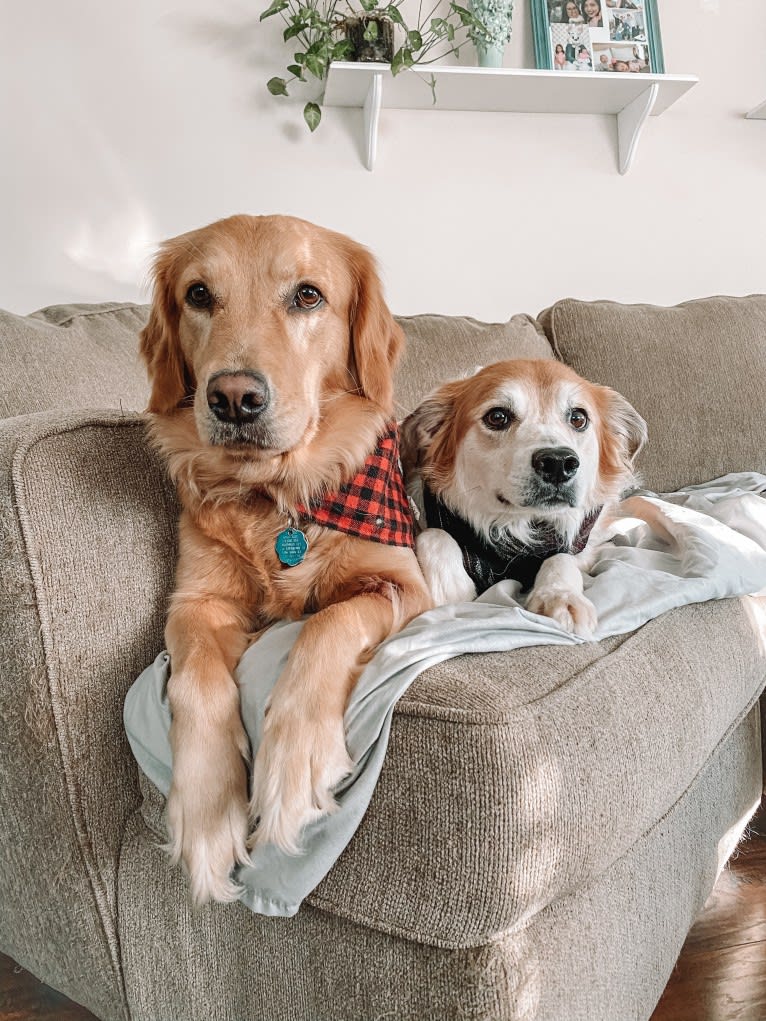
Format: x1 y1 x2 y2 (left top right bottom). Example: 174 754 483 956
260 0 488 131
344 9 396 62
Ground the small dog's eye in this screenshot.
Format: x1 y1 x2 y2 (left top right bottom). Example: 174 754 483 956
569 408 589 431
294 285 323 310
482 407 513 431
186 283 213 310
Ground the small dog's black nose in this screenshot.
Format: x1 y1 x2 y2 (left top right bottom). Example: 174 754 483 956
532 447 580 485
206 371 270 424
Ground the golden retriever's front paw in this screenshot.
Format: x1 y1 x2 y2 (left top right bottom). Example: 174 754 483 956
526 589 598 639
248 709 353 854
165 725 250 906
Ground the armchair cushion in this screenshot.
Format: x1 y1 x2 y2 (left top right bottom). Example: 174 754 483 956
0 301 553 424
0 303 150 418
394 312 553 416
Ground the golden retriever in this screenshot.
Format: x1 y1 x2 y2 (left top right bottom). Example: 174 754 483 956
401 359 646 636
140 214 431 905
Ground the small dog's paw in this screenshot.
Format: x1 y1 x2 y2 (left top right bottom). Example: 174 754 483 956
249 708 353 854
526 589 597 639
416 528 477 606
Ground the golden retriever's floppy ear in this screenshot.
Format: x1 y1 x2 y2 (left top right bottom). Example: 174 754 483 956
140 242 193 415
346 244 404 414
399 391 454 477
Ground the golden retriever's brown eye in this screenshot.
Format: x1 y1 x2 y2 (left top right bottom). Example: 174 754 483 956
482 407 514 431
569 407 589 431
186 283 213 310
294 284 323 310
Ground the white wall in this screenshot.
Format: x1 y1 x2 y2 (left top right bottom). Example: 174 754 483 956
2 0 764 320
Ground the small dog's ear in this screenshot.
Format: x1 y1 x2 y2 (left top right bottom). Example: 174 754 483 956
399 393 452 475
140 241 194 415
604 389 648 463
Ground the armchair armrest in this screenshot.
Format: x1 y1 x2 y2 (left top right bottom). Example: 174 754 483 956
0 409 177 1018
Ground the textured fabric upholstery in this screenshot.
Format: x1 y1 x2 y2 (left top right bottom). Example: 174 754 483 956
0 411 177 1020
117 705 761 1021
538 294 766 493
0 303 150 418
134 595 765 949
394 312 553 417
0 299 764 1021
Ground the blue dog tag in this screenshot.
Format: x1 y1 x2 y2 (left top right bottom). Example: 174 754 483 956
275 527 308 567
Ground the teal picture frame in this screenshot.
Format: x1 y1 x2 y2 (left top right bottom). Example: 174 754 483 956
531 0 665 75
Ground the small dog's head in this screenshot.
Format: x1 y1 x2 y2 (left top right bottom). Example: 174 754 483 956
140 214 403 454
401 359 646 541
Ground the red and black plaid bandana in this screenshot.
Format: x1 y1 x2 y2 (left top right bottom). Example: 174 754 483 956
296 423 414 548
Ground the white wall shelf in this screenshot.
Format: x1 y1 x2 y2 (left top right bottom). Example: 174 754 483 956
323 63 698 174
746 100 766 120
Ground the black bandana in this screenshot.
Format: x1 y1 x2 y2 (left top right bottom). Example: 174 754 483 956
422 485 601 596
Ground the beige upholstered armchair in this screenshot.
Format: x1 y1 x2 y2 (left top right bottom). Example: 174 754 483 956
1 296 764 1021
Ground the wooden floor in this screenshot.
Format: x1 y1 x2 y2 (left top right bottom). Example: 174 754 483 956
649 802 766 1021
1 804 765 1020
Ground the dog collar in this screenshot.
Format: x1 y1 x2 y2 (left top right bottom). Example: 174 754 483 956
276 423 414 565
422 485 600 595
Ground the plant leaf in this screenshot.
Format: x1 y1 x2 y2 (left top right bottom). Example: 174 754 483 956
287 63 305 79
450 3 475 26
391 46 414 74
304 102 322 131
332 39 354 60
267 76 289 96
304 51 327 78
407 29 423 50
259 0 288 20
363 20 379 41
283 22 306 41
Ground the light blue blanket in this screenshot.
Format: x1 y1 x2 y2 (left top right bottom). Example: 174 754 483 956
124 473 766 916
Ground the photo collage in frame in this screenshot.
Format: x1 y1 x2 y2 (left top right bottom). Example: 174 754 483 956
532 0 665 75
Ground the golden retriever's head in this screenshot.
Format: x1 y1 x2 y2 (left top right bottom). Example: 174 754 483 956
402 359 647 540
140 214 403 454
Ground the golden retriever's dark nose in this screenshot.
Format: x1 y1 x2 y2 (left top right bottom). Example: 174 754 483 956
532 447 580 485
206 371 270 424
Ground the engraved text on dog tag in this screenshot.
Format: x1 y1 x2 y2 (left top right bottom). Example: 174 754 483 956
275 527 308 567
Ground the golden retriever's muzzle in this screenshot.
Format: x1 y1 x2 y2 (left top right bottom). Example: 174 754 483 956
205 369 277 448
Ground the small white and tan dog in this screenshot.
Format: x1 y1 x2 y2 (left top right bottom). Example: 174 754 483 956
401 359 647 637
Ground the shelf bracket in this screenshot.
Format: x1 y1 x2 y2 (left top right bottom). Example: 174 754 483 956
362 72 384 171
746 100 766 120
617 82 659 175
